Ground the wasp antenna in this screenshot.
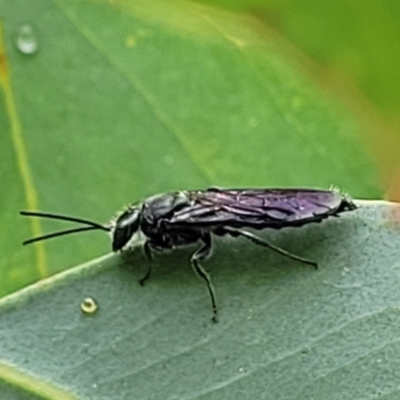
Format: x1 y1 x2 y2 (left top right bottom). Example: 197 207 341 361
22 226 105 245
20 211 109 231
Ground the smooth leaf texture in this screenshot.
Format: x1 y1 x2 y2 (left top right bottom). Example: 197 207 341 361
0 202 400 399
0 0 381 297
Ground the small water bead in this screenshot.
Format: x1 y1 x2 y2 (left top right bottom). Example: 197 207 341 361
15 24 39 55
80 297 99 315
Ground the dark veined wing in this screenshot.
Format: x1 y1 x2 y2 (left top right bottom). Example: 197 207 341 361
167 188 356 229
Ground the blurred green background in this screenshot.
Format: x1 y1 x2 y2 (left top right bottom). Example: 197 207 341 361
0 0 399 296
196 0 400 199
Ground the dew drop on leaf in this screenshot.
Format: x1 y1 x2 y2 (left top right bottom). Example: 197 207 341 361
15 24 39 55
80 297 99 315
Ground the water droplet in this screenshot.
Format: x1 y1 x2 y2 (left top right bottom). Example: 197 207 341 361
15 24 39 55
80 297 99 315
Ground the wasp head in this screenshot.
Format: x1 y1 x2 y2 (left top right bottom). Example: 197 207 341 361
112 207 142 251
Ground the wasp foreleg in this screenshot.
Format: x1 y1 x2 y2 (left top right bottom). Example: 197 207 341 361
140 241 154 285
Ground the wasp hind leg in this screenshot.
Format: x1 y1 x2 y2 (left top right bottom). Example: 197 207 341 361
191 233 218 323
222 227 318 269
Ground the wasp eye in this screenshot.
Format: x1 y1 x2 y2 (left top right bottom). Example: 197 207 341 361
112 208 141 251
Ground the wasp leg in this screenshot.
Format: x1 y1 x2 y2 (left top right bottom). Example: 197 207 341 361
139 241 153 285
191 233 218 322
222 227 318 269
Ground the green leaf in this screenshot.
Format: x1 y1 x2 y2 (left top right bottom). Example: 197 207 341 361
1 202 399 399
0 0 380 296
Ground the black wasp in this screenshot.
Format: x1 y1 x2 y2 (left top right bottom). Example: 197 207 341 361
21 187 356 321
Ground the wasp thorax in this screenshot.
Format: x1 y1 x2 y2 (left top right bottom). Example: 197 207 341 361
112 207 141 251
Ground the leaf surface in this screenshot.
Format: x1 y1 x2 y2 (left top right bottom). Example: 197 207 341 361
1 202 399 399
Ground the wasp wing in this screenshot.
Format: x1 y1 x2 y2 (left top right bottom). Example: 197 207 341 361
168 188 356 229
